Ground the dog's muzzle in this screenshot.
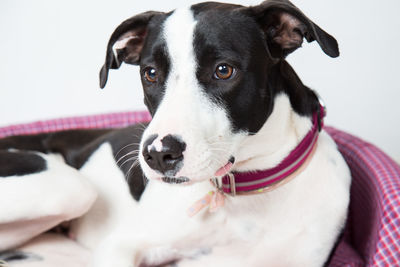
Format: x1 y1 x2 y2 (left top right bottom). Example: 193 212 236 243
142 134 186 176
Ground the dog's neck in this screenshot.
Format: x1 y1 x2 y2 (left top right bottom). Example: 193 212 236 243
233 60 318 173
234 93 313 173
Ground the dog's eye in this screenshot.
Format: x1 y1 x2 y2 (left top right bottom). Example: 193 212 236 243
144 67 157 83
214 64 234 80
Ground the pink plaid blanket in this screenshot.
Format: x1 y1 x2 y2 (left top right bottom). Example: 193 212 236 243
1 111 399 266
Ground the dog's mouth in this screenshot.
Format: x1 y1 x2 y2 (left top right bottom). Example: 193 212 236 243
161 176 190 184
156 157 235 185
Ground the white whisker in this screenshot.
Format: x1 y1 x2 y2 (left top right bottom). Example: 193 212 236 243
119 156 139 169
125 160 140 182
114 143 140 159
116 150 140 165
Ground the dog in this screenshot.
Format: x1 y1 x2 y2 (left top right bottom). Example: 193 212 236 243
0 0 351 266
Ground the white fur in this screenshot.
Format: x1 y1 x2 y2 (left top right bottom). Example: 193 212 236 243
89 7 351 267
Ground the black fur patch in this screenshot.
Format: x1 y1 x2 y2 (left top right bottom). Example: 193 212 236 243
190 3 321 135
107 125 148 200
0 151 47 177
139 14 171 116
192 4 274 133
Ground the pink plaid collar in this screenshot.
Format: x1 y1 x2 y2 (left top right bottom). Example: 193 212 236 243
219 106 325 196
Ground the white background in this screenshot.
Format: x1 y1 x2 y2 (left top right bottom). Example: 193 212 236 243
1 0 399 162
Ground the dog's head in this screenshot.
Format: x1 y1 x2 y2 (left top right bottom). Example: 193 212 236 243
100 0 338 184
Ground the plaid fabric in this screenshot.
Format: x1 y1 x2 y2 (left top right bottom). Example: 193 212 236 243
326 127 400 267
0 112 399 266
0 111 152 138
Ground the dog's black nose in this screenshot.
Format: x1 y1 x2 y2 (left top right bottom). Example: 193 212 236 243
142 135 186 175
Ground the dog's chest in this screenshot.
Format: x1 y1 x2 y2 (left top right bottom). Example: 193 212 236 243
138 181 288 247
138 183 310 266
137 183 269 265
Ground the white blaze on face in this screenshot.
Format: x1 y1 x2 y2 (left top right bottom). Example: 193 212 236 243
139 7 239 182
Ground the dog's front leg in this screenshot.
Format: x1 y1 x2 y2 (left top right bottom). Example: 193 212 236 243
92 232 180 267
90 210 179 266
91 180 218 267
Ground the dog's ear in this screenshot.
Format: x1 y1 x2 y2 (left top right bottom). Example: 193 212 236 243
248 0 339 59
99 11 162 89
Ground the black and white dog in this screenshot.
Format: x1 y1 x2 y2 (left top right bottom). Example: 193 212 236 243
0 0 351 266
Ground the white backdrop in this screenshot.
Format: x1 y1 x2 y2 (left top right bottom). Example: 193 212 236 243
1 0 399 161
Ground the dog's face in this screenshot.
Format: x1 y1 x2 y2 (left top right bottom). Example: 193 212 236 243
100 1 339 184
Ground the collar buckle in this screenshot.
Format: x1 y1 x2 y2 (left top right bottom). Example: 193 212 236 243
212 173 236 197
227 173 236 196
